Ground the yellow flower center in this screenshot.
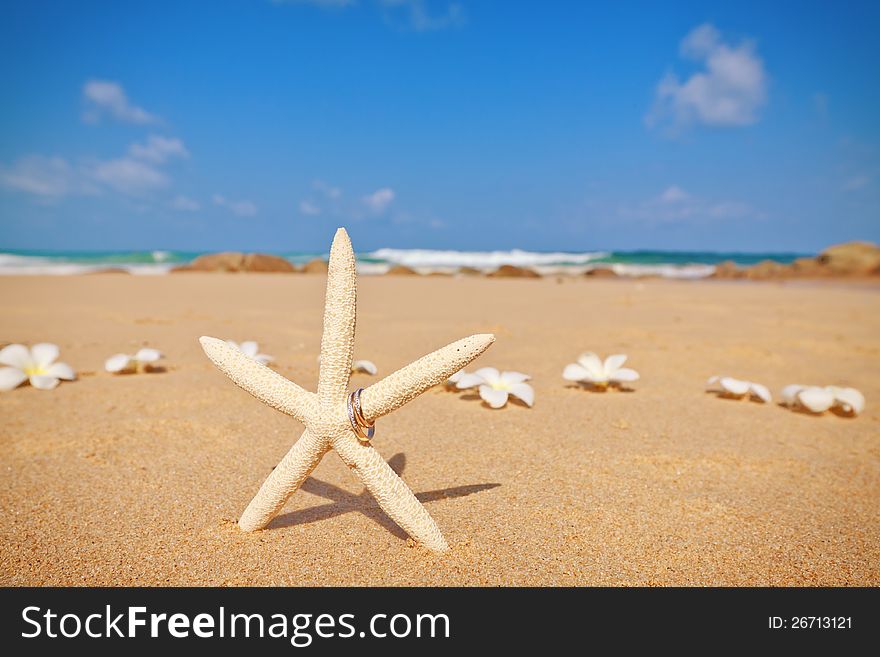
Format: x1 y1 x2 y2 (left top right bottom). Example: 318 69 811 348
489 381 509 391
24 365 48 376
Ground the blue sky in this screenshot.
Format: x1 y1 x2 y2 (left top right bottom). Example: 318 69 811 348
1 0 878 253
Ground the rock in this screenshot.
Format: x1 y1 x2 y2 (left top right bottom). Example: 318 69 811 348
710 260 744 279
302 258 329 274
487 264 541 278
173 252 297 273
182 251 245 272
744 260 788 280
584 267 618 278
386 265 419 276
241 253 297 273
88 267 131 275
457 266 483 276
789 257 826 277
817 241 880 275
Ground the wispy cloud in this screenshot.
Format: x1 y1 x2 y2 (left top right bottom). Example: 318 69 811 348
362 187 395 214
274 0 464 31
842 174 870 192
213 194 258 217
90 158 168 194
617 185 762 225
299 199 321 215
647 24 767 132
313 179 342 199
129 136 189 163
0 155 90 198
82 80 159 124
380 0 464 31
171 195 201 211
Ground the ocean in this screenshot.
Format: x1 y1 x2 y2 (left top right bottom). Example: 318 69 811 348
0 248 806 279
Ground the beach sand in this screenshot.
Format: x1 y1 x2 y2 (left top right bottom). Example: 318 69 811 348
1 273 878 586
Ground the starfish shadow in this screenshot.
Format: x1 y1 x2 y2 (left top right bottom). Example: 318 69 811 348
268 453 501 539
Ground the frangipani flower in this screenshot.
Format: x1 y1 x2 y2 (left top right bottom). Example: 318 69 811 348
563 352 639 389
706 376 771 403
782 384 865 416
351 359 377 375
105 347 164 374
0 343 76 391
454 367 534 408
226 340 273 365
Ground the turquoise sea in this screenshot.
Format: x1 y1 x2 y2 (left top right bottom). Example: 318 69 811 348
0 248 807 278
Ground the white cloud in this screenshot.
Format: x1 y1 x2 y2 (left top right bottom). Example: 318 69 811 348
129 136 189 163
213 194 258 217
842 174 870 191
380 0 464 31
171 195 201 211
91 158 168 194
647 24 767 131
618 185 762 225
82 80 159 124
312 179 342 199
299 200 321 215
658 185 690 203
0 155 84 197
362 187 395 214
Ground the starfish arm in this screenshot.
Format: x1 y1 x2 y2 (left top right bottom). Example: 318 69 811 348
238 429 330 531
317 228 357 401
359 333 495 422
200 336 317 424
331 432 449 552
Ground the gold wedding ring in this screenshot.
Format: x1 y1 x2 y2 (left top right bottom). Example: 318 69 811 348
347 388 375 443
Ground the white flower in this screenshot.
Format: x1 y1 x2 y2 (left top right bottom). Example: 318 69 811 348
782 384 865 416
706 376 771 403
454 367 534 408
105 347 164 374
226 340 273 365
351 359 377 375
0 343 76 391
562 352 639 389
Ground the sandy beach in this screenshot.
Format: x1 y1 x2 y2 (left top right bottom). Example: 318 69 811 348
1 273 878 586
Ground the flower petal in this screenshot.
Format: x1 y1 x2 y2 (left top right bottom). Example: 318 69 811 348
500 370 531 384
796 386 834 413
478 384 509 408
240 341 259 357
447 370 463 384
105 354 132 373
0 366 27 391
576 352 605 379
610 368 640 383
706 375 720 387
781 384 806 406
0 344 30 369
473 367 501 384
352 359 377 375
134 347 162 363
830 387 865 415
29 375 60 390
455 373 485 389
30 343 59 368
748 382 771 403
604 354 628 373
225 340 240 350
719 377 749 396
563 363 592 382
255 354 274 365
47 362 76 380
508 382 535 407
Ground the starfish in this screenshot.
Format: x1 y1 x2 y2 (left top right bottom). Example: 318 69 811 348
199 228 494 551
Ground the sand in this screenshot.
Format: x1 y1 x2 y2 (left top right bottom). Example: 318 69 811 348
1 274 878 586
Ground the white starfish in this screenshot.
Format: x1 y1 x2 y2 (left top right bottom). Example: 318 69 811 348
199 228 494 551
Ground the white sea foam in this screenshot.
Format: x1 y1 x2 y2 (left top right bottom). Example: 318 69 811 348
367 248 609 270
607 263 716 279
0 253 173 275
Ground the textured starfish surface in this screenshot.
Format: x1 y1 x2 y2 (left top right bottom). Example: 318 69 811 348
200 228 494 551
